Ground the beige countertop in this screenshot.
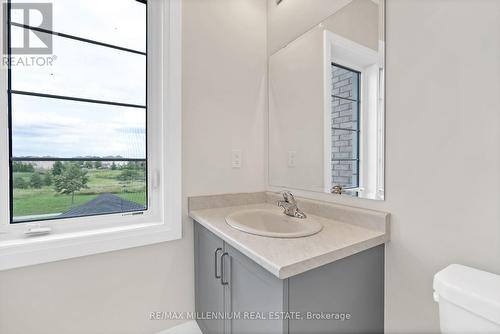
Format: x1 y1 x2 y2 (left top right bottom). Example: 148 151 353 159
189 193 390 279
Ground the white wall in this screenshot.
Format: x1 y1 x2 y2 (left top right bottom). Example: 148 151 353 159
0 0 267 333
0 241 194 334
268 0 500 333
183 0 267 197
267 0 352 55
322 0 380 51
382 1 500 331
269 27 325 192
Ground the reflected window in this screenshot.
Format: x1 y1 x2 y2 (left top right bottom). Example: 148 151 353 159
331 63 360 189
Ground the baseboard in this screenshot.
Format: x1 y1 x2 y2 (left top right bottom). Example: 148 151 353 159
156 321 202 334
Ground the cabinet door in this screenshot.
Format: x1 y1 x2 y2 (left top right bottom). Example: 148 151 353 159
288 245 384 334
195 223 225 334
223 244 286 334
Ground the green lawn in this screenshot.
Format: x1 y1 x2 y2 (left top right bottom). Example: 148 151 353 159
13 169 146 218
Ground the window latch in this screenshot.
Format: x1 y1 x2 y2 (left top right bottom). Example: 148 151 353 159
24 223 52 236
152 169 160 190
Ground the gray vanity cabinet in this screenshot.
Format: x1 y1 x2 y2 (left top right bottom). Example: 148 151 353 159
224 243 287 334
288 244 384 334
194 223 225 334
194 222 384 334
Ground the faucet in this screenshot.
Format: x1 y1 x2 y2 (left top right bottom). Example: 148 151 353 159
331 185 342 195
277 191 307 219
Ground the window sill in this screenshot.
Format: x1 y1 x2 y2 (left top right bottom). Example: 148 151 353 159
0 222 181 271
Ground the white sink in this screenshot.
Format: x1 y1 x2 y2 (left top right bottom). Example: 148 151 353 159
225 209 323 238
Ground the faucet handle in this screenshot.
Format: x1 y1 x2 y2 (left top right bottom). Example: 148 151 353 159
331 185 342 195
281 191 296 204
278 191 306 219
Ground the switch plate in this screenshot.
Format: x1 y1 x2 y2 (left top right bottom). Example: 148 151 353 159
288 151 296 168
232 149 242 169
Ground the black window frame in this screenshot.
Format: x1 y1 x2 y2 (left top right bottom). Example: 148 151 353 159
7 0 149 224
331 62 361 190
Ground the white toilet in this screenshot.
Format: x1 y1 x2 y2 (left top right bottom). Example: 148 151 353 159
433 264 500 333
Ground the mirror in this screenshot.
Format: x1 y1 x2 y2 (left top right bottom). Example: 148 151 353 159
268 0 385 200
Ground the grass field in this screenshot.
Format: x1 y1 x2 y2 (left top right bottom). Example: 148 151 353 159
13 169 146 218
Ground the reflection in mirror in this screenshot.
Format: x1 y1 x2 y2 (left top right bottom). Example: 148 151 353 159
269 0 385 200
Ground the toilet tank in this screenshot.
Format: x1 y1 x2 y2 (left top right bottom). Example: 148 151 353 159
433 264 500 334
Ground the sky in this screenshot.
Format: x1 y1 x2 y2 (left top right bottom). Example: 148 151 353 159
10 0 147 159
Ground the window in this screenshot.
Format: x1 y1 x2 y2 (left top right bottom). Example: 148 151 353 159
331 63 360 189
324 31 383 197
7 0 147 223
0 0 182 270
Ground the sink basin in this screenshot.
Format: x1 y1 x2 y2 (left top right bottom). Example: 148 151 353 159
225 209 323 238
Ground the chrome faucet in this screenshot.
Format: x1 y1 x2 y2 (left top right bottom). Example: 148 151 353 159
331 185 343 195
277 191 306 219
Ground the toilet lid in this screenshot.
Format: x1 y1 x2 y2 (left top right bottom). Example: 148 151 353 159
433 264 500 326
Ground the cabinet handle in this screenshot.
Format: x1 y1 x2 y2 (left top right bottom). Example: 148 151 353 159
214 248 222 279
220 252 229 285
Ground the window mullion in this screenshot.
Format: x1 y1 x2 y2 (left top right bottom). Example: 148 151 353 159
10 22 147 56
10 90 147 109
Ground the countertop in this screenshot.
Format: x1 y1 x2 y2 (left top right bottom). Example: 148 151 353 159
189 195 389 279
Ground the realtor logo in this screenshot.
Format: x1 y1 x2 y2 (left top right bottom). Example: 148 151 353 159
3 3 53 54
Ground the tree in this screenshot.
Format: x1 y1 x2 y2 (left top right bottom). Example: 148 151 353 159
110 162 117 170
12 162 34 172
118 169 139 181
84 161 93 169
43 173 53 186
54 163 89 204
52 161 64 176
29 172 43 189
13 176 28 189
125 161 140 170
94 161 102 169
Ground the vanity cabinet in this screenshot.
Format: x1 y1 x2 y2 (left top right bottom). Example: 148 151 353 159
194 222 225 334
194 222 384 334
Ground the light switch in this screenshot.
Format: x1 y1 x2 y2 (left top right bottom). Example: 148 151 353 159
232 149 242 169
288 151 296 167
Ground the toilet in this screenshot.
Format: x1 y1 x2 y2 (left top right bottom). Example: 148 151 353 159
433 264 500 333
